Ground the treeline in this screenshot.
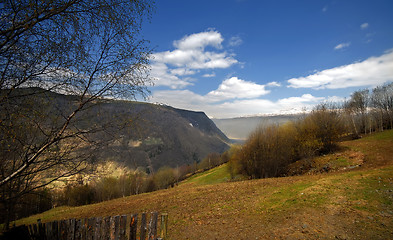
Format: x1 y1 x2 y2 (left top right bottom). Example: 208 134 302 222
58 152 229 207
228 82 393 179
5 152 230 218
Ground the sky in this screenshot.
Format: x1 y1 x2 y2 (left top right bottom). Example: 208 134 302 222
141 0 393 119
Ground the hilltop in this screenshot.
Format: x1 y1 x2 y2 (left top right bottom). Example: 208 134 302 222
16 130 393 239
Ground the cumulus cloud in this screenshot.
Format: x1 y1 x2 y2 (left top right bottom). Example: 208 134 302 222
174 31 223 50
334 42 351 50
361 23 369 30
149 77 330 118
151 30 239 88
150 62 192 89
207 77 270 101
150 89 327 118
288 50 393 89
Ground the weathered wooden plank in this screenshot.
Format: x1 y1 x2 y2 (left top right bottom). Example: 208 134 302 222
86 217 95 240
33 223 39 239
129 214 138 240
94 217 102 240
67 219 76 240
45 222 51 240
110 216 120 240
82 218 87 240
52 221 59 240
37 219 46 240
148 212 158 240
140 213 147 240
102 216 111 240
159 213 168 240
119 215 127 240
60 220 68 240
74 219 83 240
114 215 120 240
27 224 34 238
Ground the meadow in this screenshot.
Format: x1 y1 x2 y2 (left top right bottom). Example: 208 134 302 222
15 130 393 239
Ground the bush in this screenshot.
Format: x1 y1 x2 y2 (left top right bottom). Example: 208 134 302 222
228 103 345 179
153 167 176 190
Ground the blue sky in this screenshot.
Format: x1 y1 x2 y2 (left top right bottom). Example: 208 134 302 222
141 0 393 118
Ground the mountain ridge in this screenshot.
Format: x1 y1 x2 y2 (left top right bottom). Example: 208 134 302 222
3 88 230 171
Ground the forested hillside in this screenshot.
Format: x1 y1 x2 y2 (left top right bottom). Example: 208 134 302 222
5 88 230 171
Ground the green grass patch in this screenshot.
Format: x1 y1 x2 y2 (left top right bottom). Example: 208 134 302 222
347 167 393 212
330 156 351 168
258 180 329 214
364 129 393 141
181 164 230 185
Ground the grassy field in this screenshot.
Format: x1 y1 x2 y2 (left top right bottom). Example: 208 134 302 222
16 130 393 239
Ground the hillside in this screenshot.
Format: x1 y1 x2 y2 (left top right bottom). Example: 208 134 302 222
94 101 230 170
16 130 393 239
3 88 230 171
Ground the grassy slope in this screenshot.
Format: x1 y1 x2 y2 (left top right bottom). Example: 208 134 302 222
180 164 231 186
17 130 393 239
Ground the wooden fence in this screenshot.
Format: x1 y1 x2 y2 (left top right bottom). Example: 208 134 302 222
2 212 168 240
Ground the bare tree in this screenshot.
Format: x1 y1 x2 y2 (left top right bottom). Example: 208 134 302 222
0 0 154 228
372 83 393 130
344 89 370 135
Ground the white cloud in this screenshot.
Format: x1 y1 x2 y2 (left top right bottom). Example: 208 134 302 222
149 76 328 118
322 6 328 12
150 62 192 89
334 42 351 50
361 23 369 30
288 50 393 89
207 77 270 101
174 30 223 50
266 81 281 87
150 30 239 89
228 36 243 47
203 72 216 78
150 89 325 118
277 94 324 107
170 68 196 76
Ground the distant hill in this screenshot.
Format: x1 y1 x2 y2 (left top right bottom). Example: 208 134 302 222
213 114 301 140
96 101 230 171
3 88 230 172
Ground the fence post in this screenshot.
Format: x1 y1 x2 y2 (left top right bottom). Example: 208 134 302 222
119 215 127 240
68 219 75 240
148 212 158 240
94 217 102 240
86 217 95 240
53 221 59 240
110 215 120 240
74 219 82 240
37 219 46 240
60 220 68 240
159 213 168 240
102 216 111 240
129 214 138 240
140 213 147 240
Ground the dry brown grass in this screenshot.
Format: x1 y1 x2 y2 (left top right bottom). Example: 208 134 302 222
16 130 393 239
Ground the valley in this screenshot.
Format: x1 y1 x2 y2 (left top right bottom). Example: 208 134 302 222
15 130 393 239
